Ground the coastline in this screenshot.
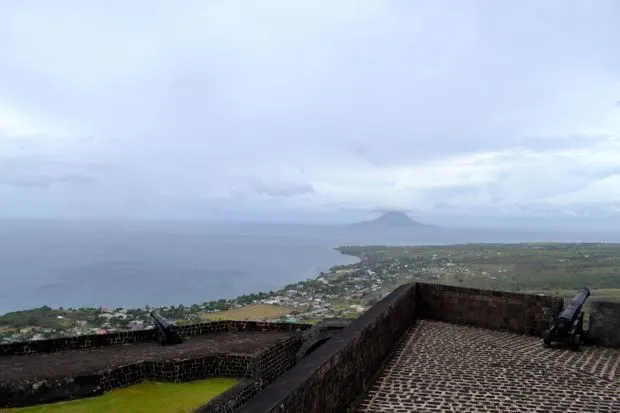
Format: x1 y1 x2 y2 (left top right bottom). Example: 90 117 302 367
0 245 363 318
4 242 620 342
0 245 368 342
0 232 361 315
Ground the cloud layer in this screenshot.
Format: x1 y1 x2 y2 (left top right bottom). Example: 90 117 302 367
0 0 618 221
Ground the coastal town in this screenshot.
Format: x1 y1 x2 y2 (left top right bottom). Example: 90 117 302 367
2 242 620 343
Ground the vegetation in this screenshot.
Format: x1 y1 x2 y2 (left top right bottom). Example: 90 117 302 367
200 304 294 321
2 378 239 413
336 243 620 316
0 307 102 331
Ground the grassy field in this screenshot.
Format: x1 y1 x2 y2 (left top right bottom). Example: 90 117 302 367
201 304 293 321
1 378 239 413
339 243 620 305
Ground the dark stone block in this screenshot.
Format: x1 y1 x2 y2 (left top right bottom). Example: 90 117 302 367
0 321 311 357
236 283 417 413
415 282 564 335
588 300 620 348
3 283 616 413
0 322 308 409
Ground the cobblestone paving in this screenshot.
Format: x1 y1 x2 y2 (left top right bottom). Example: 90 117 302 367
357 320 620 413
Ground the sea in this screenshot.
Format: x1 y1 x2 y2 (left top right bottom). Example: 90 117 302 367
0 220 360 314
1 219 618 315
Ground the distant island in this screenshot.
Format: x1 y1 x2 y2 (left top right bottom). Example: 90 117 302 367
349 211 432 228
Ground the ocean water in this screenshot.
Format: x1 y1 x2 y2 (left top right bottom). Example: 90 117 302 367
0 221 359 314
1 219 617 315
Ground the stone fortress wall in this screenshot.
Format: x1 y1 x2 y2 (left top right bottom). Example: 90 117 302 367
237 282 620 413
2 284 619 412
588 300 620 348
0 321 310 410
0 320 309 356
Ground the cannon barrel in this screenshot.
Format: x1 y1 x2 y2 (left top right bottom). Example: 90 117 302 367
557 287 590 326
150 310 175 330
542 287 589 350
149 310 183 345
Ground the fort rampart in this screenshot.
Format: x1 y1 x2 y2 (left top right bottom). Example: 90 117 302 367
588 300 620 347
0 321 310 410
237 282 618 413
2 283 619 413
0 320 309 357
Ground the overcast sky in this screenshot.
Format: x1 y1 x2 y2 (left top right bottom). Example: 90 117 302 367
1 0 618 223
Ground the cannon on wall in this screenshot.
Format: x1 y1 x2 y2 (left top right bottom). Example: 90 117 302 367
542 287 590 350
150 310 184 346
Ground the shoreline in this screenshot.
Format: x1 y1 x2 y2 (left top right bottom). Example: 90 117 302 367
0 246 364 317
3 242 620 342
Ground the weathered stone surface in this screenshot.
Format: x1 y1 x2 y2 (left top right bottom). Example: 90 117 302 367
0 332 302 409
589 300 620 348
2 283 618 413
236 283 417 413
195 379 261 413
357 320 620 413
196 334 304 412
233 284 618 413
295 318 351 362
416 282 564 335
0 321 310 357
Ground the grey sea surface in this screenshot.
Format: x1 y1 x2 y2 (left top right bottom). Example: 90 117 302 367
0 220 359 314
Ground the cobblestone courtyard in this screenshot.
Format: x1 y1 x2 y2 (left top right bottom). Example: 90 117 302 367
357 320 620 413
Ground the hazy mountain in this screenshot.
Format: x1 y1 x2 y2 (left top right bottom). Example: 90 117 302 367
350 211 431 228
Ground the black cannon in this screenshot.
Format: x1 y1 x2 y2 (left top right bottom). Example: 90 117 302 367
150 310 184 346
542 287 590 350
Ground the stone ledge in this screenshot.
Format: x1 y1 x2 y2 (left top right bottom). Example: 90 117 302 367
588 300 620 348
416 282 564 335
236 283 417 413
194 379 261 413
0 321 311 357
0 334 301 409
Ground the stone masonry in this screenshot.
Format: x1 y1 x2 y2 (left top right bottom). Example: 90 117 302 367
589 300 620 348
2 283 619 412
236 283 417 413
416 283 564 335
0 320 310 357
0 332 302 408
357 320 620 413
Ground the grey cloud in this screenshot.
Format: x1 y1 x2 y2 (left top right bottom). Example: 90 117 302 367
231 177 316 198
514 133 615 152
3 174 94 188
0 157 101 188
252 181 316 198
0 0 618 219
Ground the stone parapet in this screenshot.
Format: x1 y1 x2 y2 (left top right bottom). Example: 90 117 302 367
588 300 620 348
416 282 564 335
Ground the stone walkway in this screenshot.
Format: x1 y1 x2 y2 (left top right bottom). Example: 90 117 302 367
357 320 620 413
